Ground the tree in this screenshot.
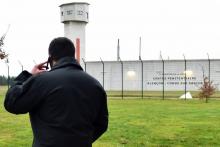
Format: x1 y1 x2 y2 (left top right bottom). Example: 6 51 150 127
0 25 10 60
0 34 8 59
198 77 216 103
0 75 15 86
0 27 10 87
0 75 8 85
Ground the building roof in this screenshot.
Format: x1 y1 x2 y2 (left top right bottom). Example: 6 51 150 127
59 2 89 7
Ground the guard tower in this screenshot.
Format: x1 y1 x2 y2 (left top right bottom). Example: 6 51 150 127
60 2 89 64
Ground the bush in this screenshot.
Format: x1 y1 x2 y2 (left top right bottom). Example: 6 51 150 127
198 77 216 102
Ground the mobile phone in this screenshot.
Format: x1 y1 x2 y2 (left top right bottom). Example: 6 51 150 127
46 57 51 70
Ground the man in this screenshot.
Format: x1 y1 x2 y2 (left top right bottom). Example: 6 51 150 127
4 37 108 147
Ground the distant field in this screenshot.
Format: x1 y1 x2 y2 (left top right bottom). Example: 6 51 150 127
1 86 220 146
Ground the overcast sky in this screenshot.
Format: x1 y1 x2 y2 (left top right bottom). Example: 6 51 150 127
1 0 220 76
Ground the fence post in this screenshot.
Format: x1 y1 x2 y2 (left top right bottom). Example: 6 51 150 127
18 60 23 72
5 58 9 89
183 54 187 100
119 58 124 99
7 65 9 89
207 53 210 85
207 53 211 103
139 57 144 99
160 54 165 100
100 58 105 89
82 58 86 72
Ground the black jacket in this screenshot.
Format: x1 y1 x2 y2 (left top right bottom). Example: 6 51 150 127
4 57 108 147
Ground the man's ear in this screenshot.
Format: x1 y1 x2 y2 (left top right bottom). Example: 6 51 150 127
52 60 57 67
48 56 53 68
49 57 58 68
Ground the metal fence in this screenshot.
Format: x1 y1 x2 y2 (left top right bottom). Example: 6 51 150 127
2 58 220 100
83 59 220 99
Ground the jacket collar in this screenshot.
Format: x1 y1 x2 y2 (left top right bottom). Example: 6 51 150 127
50 57 83 71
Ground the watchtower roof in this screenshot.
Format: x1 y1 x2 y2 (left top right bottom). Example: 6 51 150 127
59 2 89 7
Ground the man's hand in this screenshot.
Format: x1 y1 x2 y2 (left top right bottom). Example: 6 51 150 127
31 61 47 75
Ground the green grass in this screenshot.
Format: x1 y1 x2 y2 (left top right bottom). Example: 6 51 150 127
1 86 220 146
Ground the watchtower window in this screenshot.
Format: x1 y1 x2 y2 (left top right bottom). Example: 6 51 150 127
66 10 73 15
61 11 64 16
86 12 89 19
